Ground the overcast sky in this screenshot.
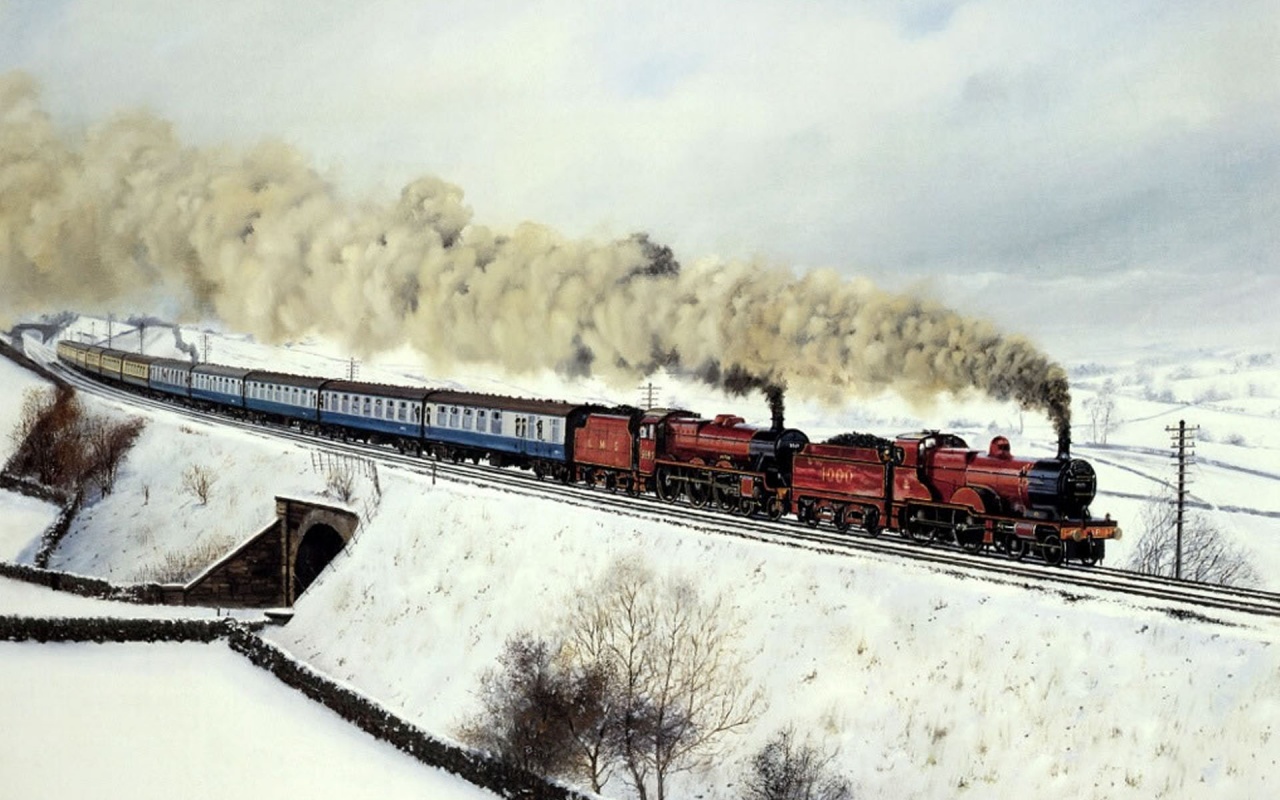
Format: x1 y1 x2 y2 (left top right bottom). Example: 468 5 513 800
2 0 1277 352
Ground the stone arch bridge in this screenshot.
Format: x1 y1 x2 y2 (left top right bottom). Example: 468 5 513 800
179 496 359 608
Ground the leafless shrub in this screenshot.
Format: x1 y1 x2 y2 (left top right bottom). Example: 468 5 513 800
326 463 357 503
462 558 761 798
570 559 761 800
6 386 144 494
181 464 217 505
458 634 610 782
83 415 146 494
134 534 238 583
1124 492 1260 587
741 726 854 800
6 386 88 488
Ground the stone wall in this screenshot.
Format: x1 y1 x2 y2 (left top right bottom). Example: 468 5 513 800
0 561 165 604
0 613 591 800
185 521 286 608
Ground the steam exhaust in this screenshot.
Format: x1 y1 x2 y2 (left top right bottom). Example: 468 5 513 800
0 71 1073 435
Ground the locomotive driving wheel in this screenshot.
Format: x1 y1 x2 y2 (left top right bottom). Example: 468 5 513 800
714 478 736 511
1006 537 1028 561
656 468 679 503
1040 533 1065 567
766 497 785 520
686 473 711 508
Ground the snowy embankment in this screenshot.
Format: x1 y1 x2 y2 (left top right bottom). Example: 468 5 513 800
0 349 60 560
268 472 1280 799
5 323 1280 798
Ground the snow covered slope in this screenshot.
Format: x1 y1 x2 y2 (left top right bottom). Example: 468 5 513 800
4 319 1279 799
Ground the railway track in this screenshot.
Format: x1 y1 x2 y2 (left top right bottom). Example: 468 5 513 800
31 346 1280 626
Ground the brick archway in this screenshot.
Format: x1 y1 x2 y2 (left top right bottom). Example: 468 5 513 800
281 500 359 605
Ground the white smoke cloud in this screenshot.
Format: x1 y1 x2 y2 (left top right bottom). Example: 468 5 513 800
0 72 1071 437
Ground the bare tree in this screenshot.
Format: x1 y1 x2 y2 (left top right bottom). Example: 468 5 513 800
461 559 761 798
458 634 585 777
741 726 853 800
565 559 762 800
7 386 146 495
1083 379 1117 444
6 386 87 488
1124 491 1260 586
182 464 217 505
84 416 146 494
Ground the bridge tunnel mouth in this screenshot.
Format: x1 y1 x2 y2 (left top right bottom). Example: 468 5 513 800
294 523 345 596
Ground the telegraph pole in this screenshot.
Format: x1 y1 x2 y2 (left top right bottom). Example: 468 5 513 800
638 381 660 408
1166 419 1198 580
347 357 360 381
201 331 212 363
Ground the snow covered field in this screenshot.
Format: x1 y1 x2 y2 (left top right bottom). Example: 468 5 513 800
0 642 501 800
3 319 1280 798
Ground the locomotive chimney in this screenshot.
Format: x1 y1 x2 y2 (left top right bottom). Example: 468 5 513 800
767 385 785 431
1057 428 1071 460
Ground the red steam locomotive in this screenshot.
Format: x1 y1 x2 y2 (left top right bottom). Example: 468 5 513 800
574 409 1118 566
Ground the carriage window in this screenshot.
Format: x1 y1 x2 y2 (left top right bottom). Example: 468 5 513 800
363 397 371 416
438 405 447 426
536 419 544 441
397 402 406 422
413 405 421 422
341 395 350 413
551 419 561 443
491 412 502 434
463 408 473 431
375 398 383 418
450 406 460 428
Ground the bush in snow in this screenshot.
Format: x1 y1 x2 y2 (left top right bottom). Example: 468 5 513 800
740 726 853 800
5 385 145 494
460 557 761 799
326 463 357 503
458 633 610 783
133 534 238 584
1124 492 1260 587
83 414 146 494
181 463 218 505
